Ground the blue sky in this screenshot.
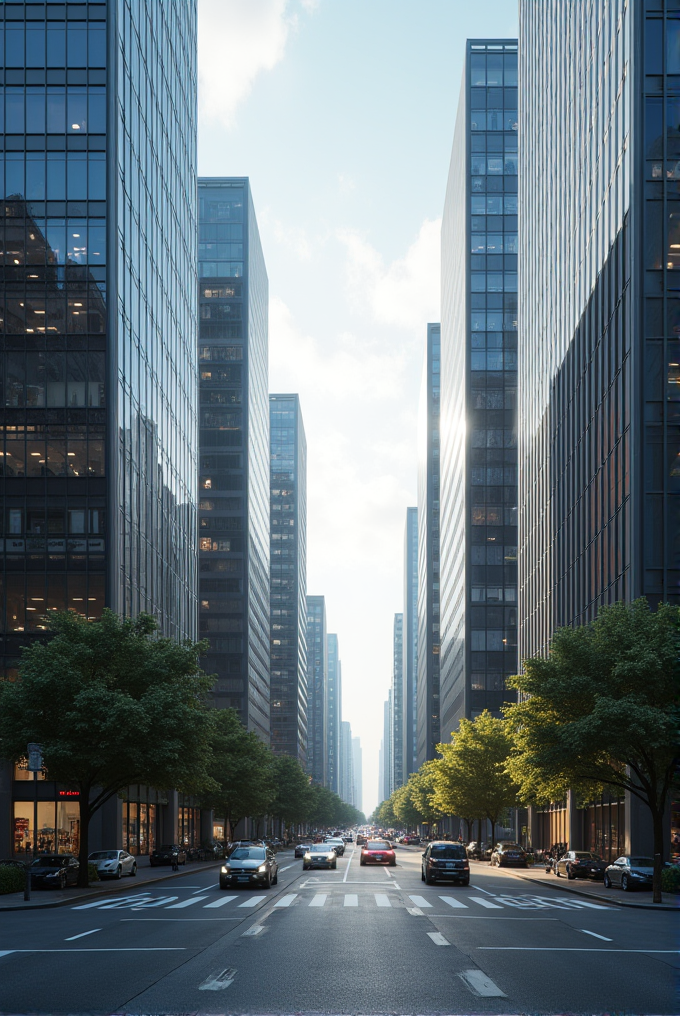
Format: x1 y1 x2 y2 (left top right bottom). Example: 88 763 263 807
198 0 518 816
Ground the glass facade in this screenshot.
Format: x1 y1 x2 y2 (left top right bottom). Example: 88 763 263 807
416 323 441 765
326 632 341 794
306 594 327 785
440 40 519 738
339 719 355 807
390 612 402 792
269 393 307 764
402 507 418 778
198 178 270 743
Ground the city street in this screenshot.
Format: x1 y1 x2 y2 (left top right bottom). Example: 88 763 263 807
0 845 676 1015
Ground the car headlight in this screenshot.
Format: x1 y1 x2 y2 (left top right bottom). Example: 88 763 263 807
257 864 267 872
221 865 230 873
304 853 311 859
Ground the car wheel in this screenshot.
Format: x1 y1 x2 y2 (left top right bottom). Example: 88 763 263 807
555 867 561 877
421 867 425 881
58 873 66 891
116 865 122 879
220 880 229 890
130 864 137 877
303 864 309 871
264 873 272 889
390 860 396 867
567 867 575 880
425 872 436 885
462 877 470 886
621 874 630 892
360 860 365 866
603 873 611 888
273 870 278 885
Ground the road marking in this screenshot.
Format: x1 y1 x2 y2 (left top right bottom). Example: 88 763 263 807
478 947 680 953
4 948 186 953
439 895 468 909
392 882 401 889
374 893 391 907
166 896 209 909
195 884 218 892
408 895 432 908
0 951 13 958
383 866 393 878
470 883 496 895
309 893 328 907
344 894 358 907
565 900 610 910
407 907 424 915
241 924 264 936
459 969 506 998
279 864 294 872
343 845 356 883
199 966 236 991
427 932 450 946
203 895 238 908
238 895 266 908
72 894 151 910
274 894 297 907
579 929 613 941
468 896 502 909
131 896 179 909
64 929 101 941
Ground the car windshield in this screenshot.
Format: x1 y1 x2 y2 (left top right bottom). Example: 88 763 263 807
89 851 119 860
310 844 332 853
500 843 521 850
31 857 66 867
230 848 265 860
431 845 466 859
366 842 391 850
630 857 654 867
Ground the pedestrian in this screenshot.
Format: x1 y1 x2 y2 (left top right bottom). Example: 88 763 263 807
171 849 179 872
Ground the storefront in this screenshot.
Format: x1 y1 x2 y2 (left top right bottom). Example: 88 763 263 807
121 786 162 856
178 794 201 848
13 763 80 857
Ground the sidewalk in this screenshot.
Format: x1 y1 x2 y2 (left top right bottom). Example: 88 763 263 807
0 857 223 912
471 860 679 911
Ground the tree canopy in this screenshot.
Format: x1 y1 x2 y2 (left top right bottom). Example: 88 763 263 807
201 708 275 834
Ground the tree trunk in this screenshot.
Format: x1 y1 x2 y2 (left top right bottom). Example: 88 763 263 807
652 805 665 905
489 816 496 861
77 791 92 888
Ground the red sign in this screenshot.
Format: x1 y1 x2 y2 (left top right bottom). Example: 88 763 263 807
58 790 79 797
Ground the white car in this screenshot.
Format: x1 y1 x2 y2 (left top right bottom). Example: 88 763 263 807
88 849 137 879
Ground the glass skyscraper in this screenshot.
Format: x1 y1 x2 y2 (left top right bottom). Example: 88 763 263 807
306 594 327 785
402 507 418 778
269 393 307 763
1 1 198 858
326 632 341 795
390 611 403 791
440 40 519 738
198 178 270 743
339 719 355 807
417 323 441 764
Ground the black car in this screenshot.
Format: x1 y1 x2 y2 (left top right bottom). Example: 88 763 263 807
604 856 655 891
555 850 607 881
422 842 470 885
220 846 278 888
295 842 313 858
149 844 187 867
29 854 79 889
490 841 528 868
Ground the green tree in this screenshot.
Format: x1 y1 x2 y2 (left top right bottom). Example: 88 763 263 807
0 610 214 886
270 754 311 835
505 598 680 904
392 781 423 830
308 784 337 828
409 762 444 830
202 708 275 838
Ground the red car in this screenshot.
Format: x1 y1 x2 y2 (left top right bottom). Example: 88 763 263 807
360 839 396 866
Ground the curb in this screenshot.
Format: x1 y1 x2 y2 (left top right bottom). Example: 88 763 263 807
0 860 223 913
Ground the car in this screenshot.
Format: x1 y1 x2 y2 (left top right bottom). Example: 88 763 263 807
603 855 655 891
555 850 607 881
29 854 79 890
295 842 313 858
227 840 264 854
402 834 421 846
302 844 337 870
342 834 354 843
220 845 278 889
360 840 396 866
490 841 528 868
149 844 186 867
422 842 470 885
325 837 345 856
356 834 367 845
88 849 137 879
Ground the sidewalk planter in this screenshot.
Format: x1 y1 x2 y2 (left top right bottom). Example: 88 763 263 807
0 865 26 894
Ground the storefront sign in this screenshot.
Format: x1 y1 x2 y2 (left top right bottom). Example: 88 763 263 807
58 790 79 798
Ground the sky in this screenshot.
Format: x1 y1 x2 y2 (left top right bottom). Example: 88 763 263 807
197 0 519 817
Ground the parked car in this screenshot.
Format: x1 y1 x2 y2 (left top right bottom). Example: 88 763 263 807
220 845 278 889
422 842 470 886
403 834 421 846
603 856 655 891
490 842 528 868
149 844 186 867
555 850 607 881
29 854 79 890
302 844 337 870
88 849 137 879
295 842 313 858
325 837 345 856
360 840 396 866
227 840 264 854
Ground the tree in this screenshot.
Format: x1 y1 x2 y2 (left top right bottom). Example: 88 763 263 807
308 784 337 828
392 781 423 830
270 755 311 834
0 610 215 886
435 711 517 851
202 709 275 838
408 762 444 829
505 598 680 904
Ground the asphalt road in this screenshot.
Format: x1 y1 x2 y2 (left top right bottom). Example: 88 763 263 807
0 844 676 1015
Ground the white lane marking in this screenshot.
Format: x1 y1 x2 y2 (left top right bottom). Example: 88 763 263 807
72 894 151 910
468 896 502 909
439 895 468 909
195 884 217 893
131 896 179 910
478 947 680 953
427 932 450 946
309 893 328 907
64 929 101 941
459 968 506 998
344 894 358 907
580 929 613 941
203 895 238 909
407 907 424 916
199 966 236 991
6 948 186 952
278 864 294 872
383 866 393 878
374 893 391 907
241 924 264 936
343 845 356 883
392 882 401 889
0 951 13 958
470 883 496 895
566 900 611 910
166 896 209 909
238 895 266 908
408 895 433 908
274 894 297 907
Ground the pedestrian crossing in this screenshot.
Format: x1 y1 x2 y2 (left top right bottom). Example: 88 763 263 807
72 891 611 913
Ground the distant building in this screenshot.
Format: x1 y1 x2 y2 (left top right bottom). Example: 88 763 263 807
269 394 307 763
306 595 327 785
391 614 403 791
352 737 363 815
326 634 342 794
339 720 355 807
403 508 418 777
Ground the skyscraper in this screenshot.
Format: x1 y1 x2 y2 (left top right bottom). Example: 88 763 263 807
269 394 307 763
440 40 519 739
402 507 418 777
326 633 341 795
339 719 355 807
1 1 198 858
391 612 403 791
306 594 327 785
198 178 270 743
417 324 442 764
352 736 363 815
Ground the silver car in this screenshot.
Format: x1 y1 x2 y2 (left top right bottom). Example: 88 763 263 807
88 849 137 879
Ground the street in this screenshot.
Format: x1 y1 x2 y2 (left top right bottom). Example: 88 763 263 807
0 844 676 1015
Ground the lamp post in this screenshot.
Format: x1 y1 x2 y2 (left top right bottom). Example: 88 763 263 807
24 743 42 902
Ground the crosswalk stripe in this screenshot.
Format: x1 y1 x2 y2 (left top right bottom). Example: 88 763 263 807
468 896 502 909
374 894 391 907
238 895 266 908
564 900 610 910
309 893 328 907
130 896 179 909
274 894 297 907
439 895 468 909
344 894 358 907
203 895 238 909
72 895 151 910
408 895 432 908
166 896 209 909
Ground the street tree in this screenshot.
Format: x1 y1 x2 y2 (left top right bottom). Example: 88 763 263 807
505 598 680 904
270 755 311 836
202 708 275 838
392 781 423 830
0 610 215 886
408 761 444 831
